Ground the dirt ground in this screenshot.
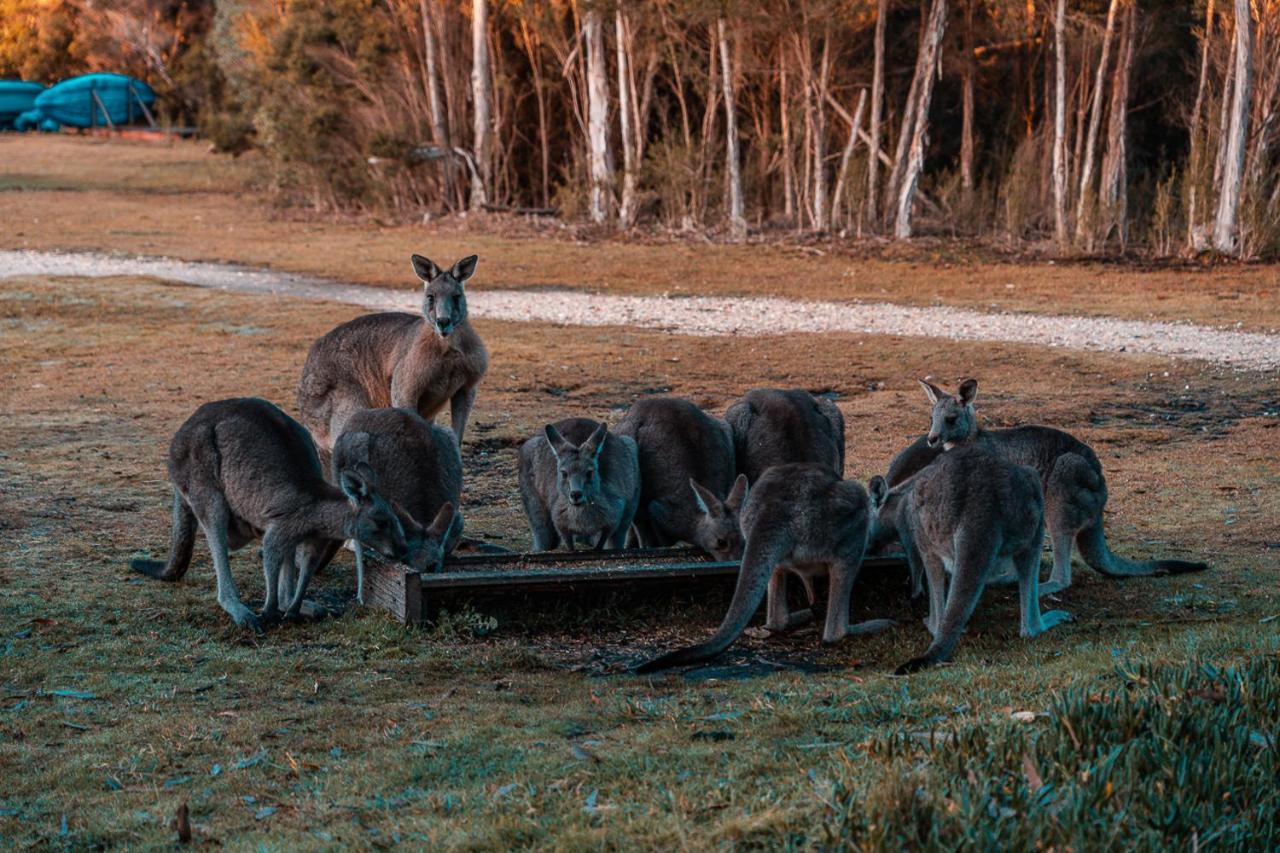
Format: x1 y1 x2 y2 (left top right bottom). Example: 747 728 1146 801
2 135 1278 332
0 136 1278 847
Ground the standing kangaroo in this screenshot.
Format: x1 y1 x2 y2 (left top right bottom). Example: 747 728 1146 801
613 396 747 560
869 447 1074 674
130 398 446 631
332 407 464 601
888 379 1208 594
725 388 846 483
297 254 488 461
518 418 640 551
636 463 894 673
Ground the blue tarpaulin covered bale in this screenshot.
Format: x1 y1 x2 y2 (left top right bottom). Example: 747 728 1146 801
34 73 156 129
0 80 46 129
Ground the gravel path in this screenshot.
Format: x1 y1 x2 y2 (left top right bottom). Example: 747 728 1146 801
3 248 1276 371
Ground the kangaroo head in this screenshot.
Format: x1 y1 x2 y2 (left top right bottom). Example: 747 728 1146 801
867 474 907 552
412 253 478 339
919 378 977 449
339 463 412 563
688 474 748 560
545 422 606 507
399 502 458 574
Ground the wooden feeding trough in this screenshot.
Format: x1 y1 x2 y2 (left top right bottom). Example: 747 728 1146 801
362 546 909 626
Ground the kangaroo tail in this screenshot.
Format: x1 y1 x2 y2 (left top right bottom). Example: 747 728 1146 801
636 530 790 674
1076 523 1208 578
130 489 196 581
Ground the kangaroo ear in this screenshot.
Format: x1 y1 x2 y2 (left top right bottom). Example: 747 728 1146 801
689 479 721 517
581 422 608 459
868 475 889 509
544 424 570 459
427 502 456 538
411 254 442 282
724 473 749 512
339 466 374 505
450 254 479 282
958 378 978 406
918 379 946 406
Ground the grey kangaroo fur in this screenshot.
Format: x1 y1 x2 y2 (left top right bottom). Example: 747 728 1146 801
297 254 489 462
332 407 465 601
130 398 449 631
725 388 846 483
637 463 894 673
613 396 747 560
518 418 640 551
869 446 1073 674
887 379 1208 594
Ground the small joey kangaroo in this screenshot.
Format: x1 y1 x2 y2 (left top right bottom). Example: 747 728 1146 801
724 388 846 483
870 446 1074 675
613 396 747 560
637 463 894 673
131 398 446 631
888 378 1208 595
332 407 464 601
297 254 489 460
518 418 640 551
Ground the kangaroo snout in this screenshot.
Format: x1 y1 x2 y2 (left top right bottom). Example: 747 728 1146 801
434 317 455 336
569 489 585 505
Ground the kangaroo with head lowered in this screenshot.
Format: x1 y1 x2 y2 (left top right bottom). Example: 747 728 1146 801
888 379 1208 595
518 418 640 551
131 398 449 631
297 254 488 461
725 388 846 484
637 463 895 673
332 407 464 601
613 396 747 560
869 447 1073 674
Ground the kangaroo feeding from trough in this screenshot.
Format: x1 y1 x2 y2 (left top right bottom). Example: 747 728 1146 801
614 396 747 560
518 418 640 552
332 407 464 601
887 378 1208 595
297 254 489 461
636 462 895 673
130 398 448 631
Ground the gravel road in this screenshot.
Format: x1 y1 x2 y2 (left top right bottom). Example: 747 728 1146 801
2 248 1276 371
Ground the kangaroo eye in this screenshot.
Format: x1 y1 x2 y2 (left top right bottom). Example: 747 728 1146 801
452 293 461 306
945 415 958 425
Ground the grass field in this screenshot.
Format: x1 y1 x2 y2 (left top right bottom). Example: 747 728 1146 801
1 136 1278 848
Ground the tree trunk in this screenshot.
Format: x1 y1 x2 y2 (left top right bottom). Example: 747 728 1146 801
616 9 637 227
469 0 491 209
717 18 747 238
894 0 948 239
780 47 795 222
584 7 613 224
1074 0 1120 243
812 26 832 231
1213 0 1252 254
960 0 976 195
1099 2 1135 249
418 0 454 208
1051 0 1068 247
1185 0 1215 247
829 89 868 229
867 0 888 225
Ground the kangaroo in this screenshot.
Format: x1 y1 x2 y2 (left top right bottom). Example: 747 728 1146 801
636 463 895 673
724 388 846 483
869 447 1074 674
297 254 489 462
332 407 465 601
130 398 451 631
613 396 747 560
887 379 1208 595
518 418 640 551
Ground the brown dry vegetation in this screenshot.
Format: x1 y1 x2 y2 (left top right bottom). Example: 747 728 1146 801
0 138 1278 847
2 136 1279 332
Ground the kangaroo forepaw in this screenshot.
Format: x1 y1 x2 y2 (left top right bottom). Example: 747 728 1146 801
1038 580 1069 596
227 604 263 634
1040 609 1074 630
893 655 942 676
258 606 283 626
